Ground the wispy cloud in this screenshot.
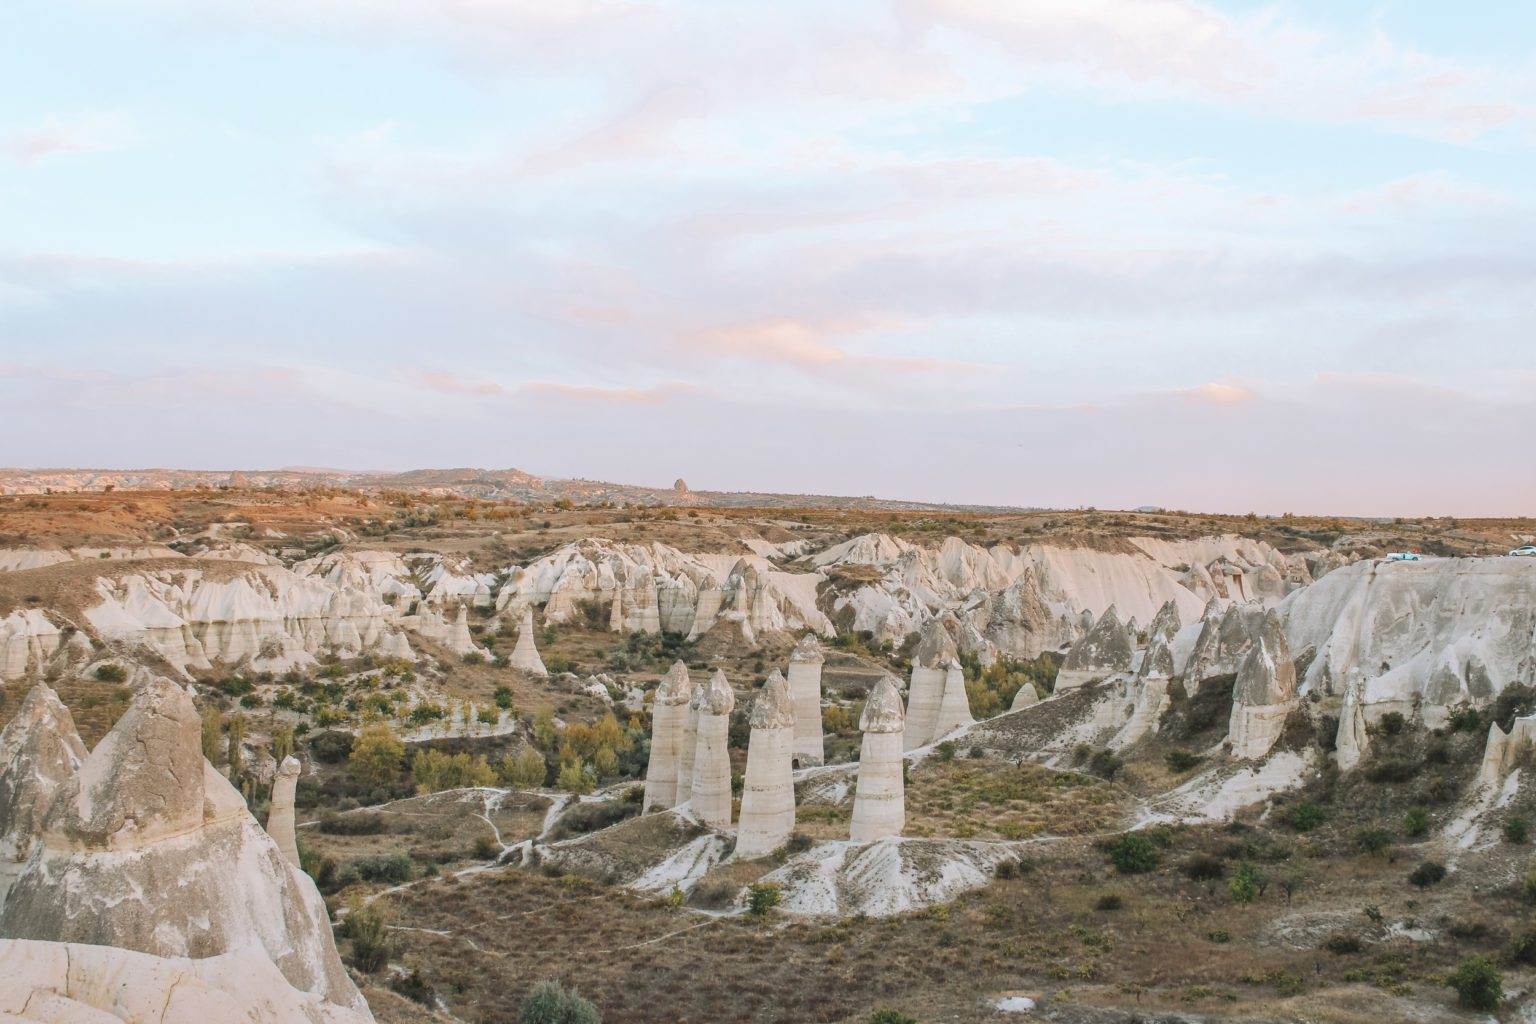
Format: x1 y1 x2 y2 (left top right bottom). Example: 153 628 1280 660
4 112 135 164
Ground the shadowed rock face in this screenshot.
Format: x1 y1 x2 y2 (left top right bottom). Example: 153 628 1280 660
0 677 368 1018
736 672 796 859
0 684 87 908
851 675 906 843
643 660 694 812
1055 606 1134 691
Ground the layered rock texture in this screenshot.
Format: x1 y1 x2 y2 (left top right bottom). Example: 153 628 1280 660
1227 613 1298 761
0 685 86 908
0 678 368 1019
787 634 826 766
689 670 735 828
1055 606 1134 692
734 671 796 859
643 661 694 812
266 756 302 869
904 617 959 751
850 675 906 842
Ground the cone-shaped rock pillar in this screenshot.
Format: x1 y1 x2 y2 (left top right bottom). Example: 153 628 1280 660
643 661 694 811
1009 682 1040 711
735 671 796 859
1148 599 1182 644
690 669 735 828
787 634 825 766
1335 668 1370 772
1227 612 1298 760
1055 606 1134 692
510 608 547 676
929 659 975 742
851 674 906 842
676 679 702 807
904 617 958 750
0 684 86 909
267 755 302 869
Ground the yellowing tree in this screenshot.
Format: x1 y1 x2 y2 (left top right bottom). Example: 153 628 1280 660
350 720 405 788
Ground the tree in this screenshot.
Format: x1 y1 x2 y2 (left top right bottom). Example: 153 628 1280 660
226 714 248 781
556 759 595 795
747 882 781 917
350 721 405 788
201 707 224 763
412 749 496 793
1445 956 1502 1011
271 722 295 765
500 748 548 789
1104 834 1160 875
1229 862 1264 903
519 979 600 1024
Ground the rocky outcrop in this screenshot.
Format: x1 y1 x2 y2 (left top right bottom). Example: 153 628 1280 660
1109 637 1175 750
643 661 693 812
509 608 547 676
850 675 905 842
1055 606 1134 692
0 678 367 1017
1009 682 1040 711
0 684 86 908
904 617 958 751
690 670 735 828
0 939 374 1024
930 659 975 742
1335 669 1370 772
735 672 796 859
0 611 64 683
675 681 702 808
787 634 825 766
266 756 301 869
1476 714 1536 789
1227 613 1298 761
1184 600 1268 685
1147 599 1181 643
1281 556 1536 724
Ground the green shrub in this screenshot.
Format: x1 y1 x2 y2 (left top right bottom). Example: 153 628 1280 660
1095 893 1124 911
1378 711 1406 736
1284 802 1326 832
319 811 388 836
519 979 601 1024
1322 933 1362 955
935 740 957 762
1183 855 1225 881
390 969 436 1005
1104 833 1161 875
1354 828 1394 856
1402 806 1429 838
1445 956 1502 1011
1409 861 1447 889
1088 749 1123 780
341 899 394 973
1505 817 1530 844
1164 749 1203 772
1229 862 1265 903
93 663 127 683
1508 926 1536 965
868 1012 918 1024
353 852 413 884
747 882 782 917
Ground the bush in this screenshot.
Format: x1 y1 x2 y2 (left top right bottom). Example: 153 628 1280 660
319 811 388 836
747 882 782 917
1095 893 1124 911
353 852 413 884
1284 802 1326 832
1182 855 1225 881
1104 834 1161 875
341 899 394 973
519 979 601 1024
1508 926 1536 965
935 740 957 762
1409 861 1447 889
1505 817 1530 844
1445 956 1502 1011
868 1012 919 1024
1354 828 1394 856
1164 749 1203 773
348 722 403 786
1402 806 1429 838
1229 862 1264 903
1088 749 1123 780
390 968 436 1005
548 799 639 841
1378 711 1406 736
1322 933 1362 955
94 663 127 683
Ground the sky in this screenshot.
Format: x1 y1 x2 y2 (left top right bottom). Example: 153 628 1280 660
1 0 1533 516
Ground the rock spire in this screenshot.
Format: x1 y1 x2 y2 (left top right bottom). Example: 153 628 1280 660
850 674 906 842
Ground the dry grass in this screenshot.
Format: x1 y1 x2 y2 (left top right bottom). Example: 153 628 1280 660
905 760 1130 840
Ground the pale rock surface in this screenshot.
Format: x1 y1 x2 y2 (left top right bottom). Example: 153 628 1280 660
1009 682 1040 711
642 661 693 812
1227 613 1298 761
1281 556 1536 724
787 633 825 766
930 659 976 742
761 836 1019 918
1054 606 1134 692
266 756 301 870
0 678 367 1017
1475 713 1536 789
0 684 87 909
0 939 372 1024
1183 600 1268 684
850 675 905 842
509 608 547 676
0 611 63 683
735 672 796 859
1147 599 1181 643
1334 669 1370 772
675 684 702 808
689 670 735 828
1108 637 1175 750
904 617 958 751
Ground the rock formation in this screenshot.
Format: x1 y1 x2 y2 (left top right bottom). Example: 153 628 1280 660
850 674 906 842
930 658 976 741
1227 613 1298 761
0 684 86 908
689 669 735 828
1184 601 1267 685
675 680 702 808
1111 636 1175 749
1334 668 1370 772
643 660 693 812
1055 606 1134 692
904 617 958 751
509 607 547 676
1476 713 1536 788
787 633 826 766
1148 599 1181 643
1009 682 1040 711
266 755 302 869
0 678 367 1017
734 671 796 859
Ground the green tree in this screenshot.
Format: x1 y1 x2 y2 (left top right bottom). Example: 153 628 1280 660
1445 956 1502 1011
1104 834 1160 875
500 748 548 789
349 720 405 788
556 759 595 795
201 707 224 764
